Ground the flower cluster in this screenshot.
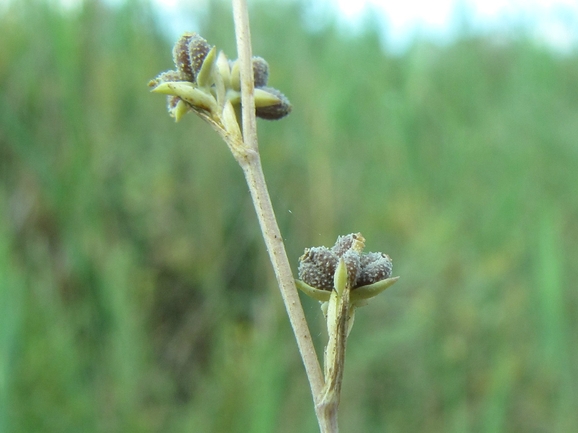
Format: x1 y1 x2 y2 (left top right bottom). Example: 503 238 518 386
148 32 291 124
298 233 393 292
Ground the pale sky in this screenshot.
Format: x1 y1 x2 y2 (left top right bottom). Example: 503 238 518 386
309 0 578 52
151 0 578 52
2 0 577 52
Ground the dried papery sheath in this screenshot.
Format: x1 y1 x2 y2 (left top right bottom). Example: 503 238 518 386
255 87 292 120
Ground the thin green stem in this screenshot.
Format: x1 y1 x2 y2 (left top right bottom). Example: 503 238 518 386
231 1 333 431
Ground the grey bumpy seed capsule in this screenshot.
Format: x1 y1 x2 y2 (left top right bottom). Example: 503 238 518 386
342 249 360 289
357 252 393 287
255 87 292 120
252 56 269 88
298 247 338 291
332 233 364 256
188 33 212 79
172 33 195 81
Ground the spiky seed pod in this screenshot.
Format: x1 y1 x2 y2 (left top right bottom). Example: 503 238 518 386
255 87 292 120
357 252 393 288
252 56 269 88
298 247 338 291
188 33 212 79
172 33 195 81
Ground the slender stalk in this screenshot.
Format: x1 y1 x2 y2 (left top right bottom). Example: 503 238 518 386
231 1 335 431
318 281 351 432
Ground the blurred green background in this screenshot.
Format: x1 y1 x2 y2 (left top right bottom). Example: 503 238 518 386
1 0 577 432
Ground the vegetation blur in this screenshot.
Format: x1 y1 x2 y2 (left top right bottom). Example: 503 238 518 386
1 0 577 432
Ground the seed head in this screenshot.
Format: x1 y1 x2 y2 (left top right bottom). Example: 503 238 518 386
150 32 291 124
297 233 395 292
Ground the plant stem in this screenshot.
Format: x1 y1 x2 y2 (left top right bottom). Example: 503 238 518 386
240 152 324 394
231 1 335 431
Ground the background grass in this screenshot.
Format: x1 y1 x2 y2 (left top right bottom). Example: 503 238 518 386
1 0 577 432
